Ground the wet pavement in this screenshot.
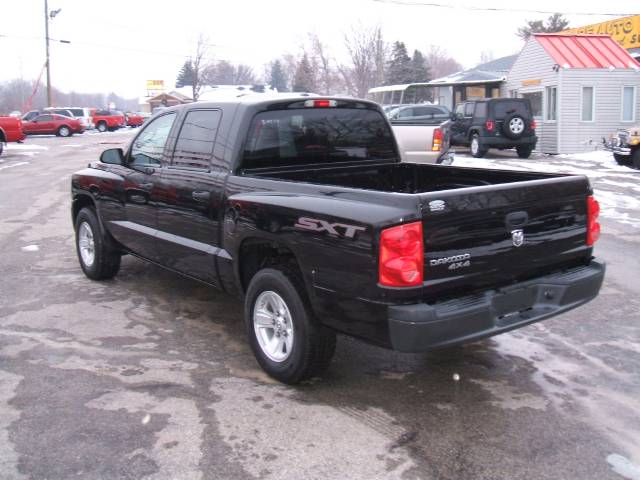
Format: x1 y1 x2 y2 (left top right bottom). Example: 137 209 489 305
1 132 639 479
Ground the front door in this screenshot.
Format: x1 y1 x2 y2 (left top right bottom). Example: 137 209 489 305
155 109 225 286
109 112 177 261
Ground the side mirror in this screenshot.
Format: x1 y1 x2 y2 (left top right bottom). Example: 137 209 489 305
100 148 124 165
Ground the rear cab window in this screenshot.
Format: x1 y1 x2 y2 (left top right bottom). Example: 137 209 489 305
491 100 530 119
171 109 222 170
241 104 397 170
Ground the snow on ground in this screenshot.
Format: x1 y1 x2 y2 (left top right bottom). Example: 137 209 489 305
452 148 640 229
6 143 48 151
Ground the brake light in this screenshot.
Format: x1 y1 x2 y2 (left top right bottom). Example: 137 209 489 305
531 119 537 130
586 196 600 246
432 127 443 152
304 99 337 108
379 222 424 287
485 120 494 132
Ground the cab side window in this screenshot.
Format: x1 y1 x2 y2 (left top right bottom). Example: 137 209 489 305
474 103 487 118
464 103 475 117
171 109 222 170
130 113 176 166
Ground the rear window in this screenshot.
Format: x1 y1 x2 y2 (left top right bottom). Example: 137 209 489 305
491 100 530 119
241 108 397 170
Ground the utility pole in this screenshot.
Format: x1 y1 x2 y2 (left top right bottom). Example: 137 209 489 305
44 0 52 107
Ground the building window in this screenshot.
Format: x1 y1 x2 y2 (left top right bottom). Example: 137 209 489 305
546 87 557 121
521 91 543 117
581 86 595 122
622 86 636 122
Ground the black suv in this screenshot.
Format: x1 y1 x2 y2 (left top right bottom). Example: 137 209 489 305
450 98 537 158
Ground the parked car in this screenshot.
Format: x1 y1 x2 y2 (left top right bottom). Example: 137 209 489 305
450 98 537 158
57 107 95 130
22 113 84 137
605 126 640 169
71 96 604 384
91 109 126 132
0 115 26 156
388 104 454 164
125 112 147 128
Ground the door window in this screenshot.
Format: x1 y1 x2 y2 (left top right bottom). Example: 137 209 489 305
130 113 176 166
172 109 222 170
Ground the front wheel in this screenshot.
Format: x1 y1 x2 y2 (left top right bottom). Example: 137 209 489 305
245 268 336 384
96 122 107 133
516 145 533 159
470 134 487 158
75 207 121 280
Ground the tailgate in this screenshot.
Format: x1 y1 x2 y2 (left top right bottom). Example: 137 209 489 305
419 176 592 300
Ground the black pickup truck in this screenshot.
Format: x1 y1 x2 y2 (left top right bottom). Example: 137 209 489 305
71 96 604 384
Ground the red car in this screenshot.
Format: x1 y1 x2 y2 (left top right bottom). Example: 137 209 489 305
125 112 146 128
22 113 84 137
0 116 26 156
91 109 126 132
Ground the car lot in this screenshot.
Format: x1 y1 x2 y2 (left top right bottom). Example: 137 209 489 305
1 132 640 479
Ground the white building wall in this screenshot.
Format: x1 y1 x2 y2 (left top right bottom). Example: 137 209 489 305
559 69 640 153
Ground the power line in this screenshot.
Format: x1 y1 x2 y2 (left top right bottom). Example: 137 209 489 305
372 0 635 17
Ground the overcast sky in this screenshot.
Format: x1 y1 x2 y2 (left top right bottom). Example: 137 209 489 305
0 0 635 99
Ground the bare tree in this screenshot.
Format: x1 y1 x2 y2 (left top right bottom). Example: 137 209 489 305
340 25 387 98
308 33 342 95
424 46 463 80
182 34 212 100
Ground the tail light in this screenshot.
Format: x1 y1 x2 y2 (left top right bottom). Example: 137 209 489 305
304 99 337 108
432 128 443 152
379 221 424 287
485 120 494 132
531 119 537 130
586 196 600 246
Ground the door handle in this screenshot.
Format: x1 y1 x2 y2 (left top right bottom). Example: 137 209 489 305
192 191 210 202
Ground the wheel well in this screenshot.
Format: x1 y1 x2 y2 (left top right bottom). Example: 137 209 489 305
72 195 95 226
239 239 300 292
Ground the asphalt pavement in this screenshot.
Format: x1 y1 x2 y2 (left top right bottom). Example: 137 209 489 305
1 131 639 480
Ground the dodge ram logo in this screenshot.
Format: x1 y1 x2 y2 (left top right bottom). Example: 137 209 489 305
295 217 366 239
511 229 524 247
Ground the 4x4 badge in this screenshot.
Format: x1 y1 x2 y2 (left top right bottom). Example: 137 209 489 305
511 229 524 247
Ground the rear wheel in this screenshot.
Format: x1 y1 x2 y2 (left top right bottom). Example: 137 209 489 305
613 153 629 165
245 267 336 384
57 126 70 137
470 134 487 158
75 207 121 280
97 122 107 133
516 145 533 159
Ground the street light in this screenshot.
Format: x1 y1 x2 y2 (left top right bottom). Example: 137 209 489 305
44 1 67 107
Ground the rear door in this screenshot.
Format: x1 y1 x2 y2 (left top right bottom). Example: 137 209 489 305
418 176 592 301
155 108 226 286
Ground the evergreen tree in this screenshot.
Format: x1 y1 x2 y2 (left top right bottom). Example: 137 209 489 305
269 60 288 92
409 50 430 83
175 60 195 88
385 41 412 85
517 13 570 40
292 54 315 92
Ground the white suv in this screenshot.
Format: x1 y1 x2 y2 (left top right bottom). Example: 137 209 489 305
65 107 95 130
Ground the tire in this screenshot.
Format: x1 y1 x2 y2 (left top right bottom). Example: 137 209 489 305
57 126 71 137
516 145 533 159
613 153 629 165
470 134 487 158
502 113 526 140
245 267 336 384
0 142 4 156
632 149 640 170
74 207 121 280
97 122 107 133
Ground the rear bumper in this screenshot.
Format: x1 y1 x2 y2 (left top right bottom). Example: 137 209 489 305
604 145 633 156
387 260 605 352
481 135 537 147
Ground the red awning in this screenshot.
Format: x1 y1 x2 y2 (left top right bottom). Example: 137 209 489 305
535 34 640 69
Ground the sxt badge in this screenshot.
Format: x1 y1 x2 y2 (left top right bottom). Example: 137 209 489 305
295 217 365 239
